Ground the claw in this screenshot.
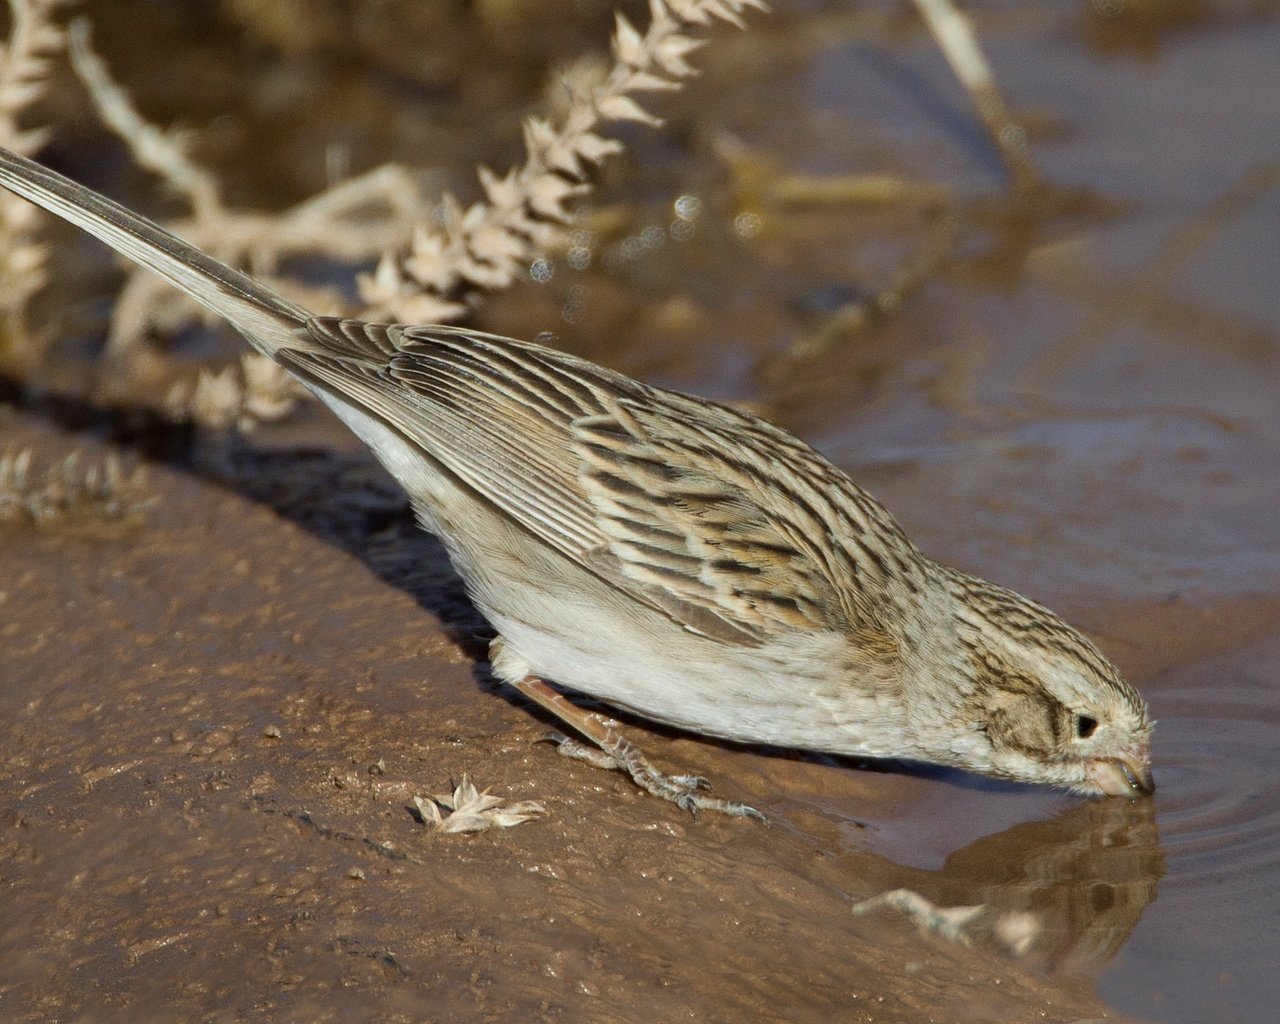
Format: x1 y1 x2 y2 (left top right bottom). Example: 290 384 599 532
545 733 620 771
512 673 765 822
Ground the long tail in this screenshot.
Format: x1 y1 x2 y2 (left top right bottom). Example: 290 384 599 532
0 146 312 357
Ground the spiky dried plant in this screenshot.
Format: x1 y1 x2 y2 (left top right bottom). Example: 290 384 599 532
55 3 763 428
0 446 151 524
0 0 72 368
360 0 767 322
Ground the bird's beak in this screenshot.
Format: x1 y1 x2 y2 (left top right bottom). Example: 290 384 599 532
1088 756 1155 798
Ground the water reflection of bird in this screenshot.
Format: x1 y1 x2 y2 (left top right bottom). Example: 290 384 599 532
0 147 1154 817
897 798 1163 970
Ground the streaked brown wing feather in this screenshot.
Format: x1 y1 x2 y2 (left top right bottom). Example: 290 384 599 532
286 318 907 645
573 411 844 639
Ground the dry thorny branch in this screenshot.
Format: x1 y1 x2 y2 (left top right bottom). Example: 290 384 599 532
358 0 768 323
0 0 1041 430
56 0 767 429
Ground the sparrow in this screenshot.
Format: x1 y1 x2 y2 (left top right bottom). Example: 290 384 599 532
0 147 1154 817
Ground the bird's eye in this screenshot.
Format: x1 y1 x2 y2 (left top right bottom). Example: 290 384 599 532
1075 714 1098 739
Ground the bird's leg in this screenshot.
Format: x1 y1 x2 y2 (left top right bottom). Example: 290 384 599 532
511 675 764 820
548 732 711 792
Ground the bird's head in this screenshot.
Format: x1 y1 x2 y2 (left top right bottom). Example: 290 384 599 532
941 571 1154 797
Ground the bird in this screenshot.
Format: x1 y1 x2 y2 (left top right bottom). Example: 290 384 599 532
0 147 1154 818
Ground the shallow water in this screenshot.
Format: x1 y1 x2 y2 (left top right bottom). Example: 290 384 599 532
2 1 1278 1022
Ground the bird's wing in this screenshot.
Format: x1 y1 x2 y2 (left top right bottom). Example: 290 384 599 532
570 404 854 643
285 320 907 647
0 149 898 658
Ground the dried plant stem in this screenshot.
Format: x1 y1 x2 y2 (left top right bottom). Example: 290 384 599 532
763 171 950 209
360 0 768 322
911 0 1041 195
0 0 72 367
67 18 220 219
719 134 951 210
67 18 435 363
67 18 451 428
51 3 767 427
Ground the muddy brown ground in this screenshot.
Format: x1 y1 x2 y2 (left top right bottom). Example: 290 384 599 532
3 2 1279 1022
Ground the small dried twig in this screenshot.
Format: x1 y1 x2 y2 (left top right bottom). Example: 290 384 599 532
911 0 1041 194
763 171 950 209
0 447 151 524
718 133 952 211
412 774 546 834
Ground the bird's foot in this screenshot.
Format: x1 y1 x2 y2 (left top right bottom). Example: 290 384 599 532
541 733 620 771
544 733 708 788
542 730 764 821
